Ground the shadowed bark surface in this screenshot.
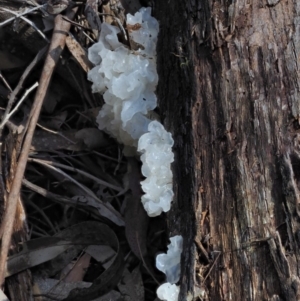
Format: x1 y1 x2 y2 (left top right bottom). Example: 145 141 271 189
155 0 300 300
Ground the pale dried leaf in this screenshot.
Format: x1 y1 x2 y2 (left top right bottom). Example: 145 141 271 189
0 289 9 301
86 245 115 263
6 237 72 277
86 245 115 269
62 253 91 282
33 276 121 301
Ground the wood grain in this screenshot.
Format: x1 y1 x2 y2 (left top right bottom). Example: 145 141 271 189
155 0 300 300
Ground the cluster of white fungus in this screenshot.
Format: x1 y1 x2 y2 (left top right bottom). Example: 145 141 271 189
138 121 174 216
87 7 182 301
88 7 173 217
157 283 180 301
156 236 183 301
88 8 159 148
156 235 183 284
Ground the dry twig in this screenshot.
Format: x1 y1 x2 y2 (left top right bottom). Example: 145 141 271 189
0 82 39 130
0 46 47 136
0 7 49 42
0 8 78 285
0 5 46 27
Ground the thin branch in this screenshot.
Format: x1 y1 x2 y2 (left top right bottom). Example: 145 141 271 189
0 5 45 27
0 72 12 92
28 157 123 192
22 178 80 207
0 7 49 42
36 123 76 145
23 178 123 223
30 159 103 201
203 251 221 282
0 46 47 135
0 82 38 130
82 30 96 43
62 16 93 32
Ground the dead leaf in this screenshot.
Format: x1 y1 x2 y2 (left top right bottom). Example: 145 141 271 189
75 128 110 149
124 158 148 259
0 50 25 70
30 222 124 301
41 111 68 130
6 221 125 301
31 129 77 151
32 128 109 151
62 253 91 282
33 276 122 301
118 267 144 301
86 245 115 266
80 107 101 123
85 0 102 39
42 15 55 31
5 237 72 277
72 195 125 226
58 222 124 301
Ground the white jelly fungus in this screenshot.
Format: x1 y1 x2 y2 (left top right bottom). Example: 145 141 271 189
156 235 183 284
87 7 173 217
87 7 182 301
157 283 180 301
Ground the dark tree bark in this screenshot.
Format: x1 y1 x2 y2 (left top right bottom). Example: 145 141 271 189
155 0 300 300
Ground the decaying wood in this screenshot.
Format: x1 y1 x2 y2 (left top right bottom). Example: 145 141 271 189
155 0 300 300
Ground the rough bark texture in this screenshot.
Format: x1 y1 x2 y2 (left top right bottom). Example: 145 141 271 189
155 0 300 300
